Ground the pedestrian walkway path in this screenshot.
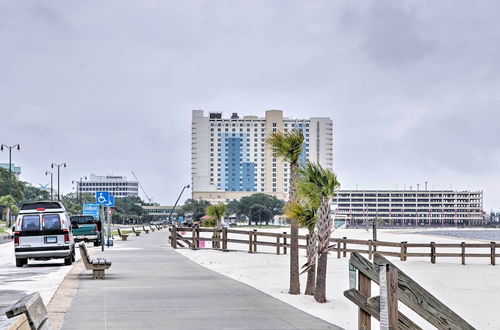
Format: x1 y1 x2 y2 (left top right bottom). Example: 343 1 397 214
61 229 342 329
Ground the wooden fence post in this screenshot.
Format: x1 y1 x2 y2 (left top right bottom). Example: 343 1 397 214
400 242 404 261
253 229 257 253
276 235 281 255
491 242 496 265
283 232 287 255
172 227 177 249
379 264 398 330
368 240 373 260
358 272 371 329
248 231 253 253
222 227 228 252
191 228 196 250
403 241 408 261
431 242 436 264
337 238 341 259
461 242 466 265
343 237 347 258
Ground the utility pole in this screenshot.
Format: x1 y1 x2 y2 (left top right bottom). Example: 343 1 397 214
1 144 20 197
72 176 87 212
51 163 67 201
45 171 54 200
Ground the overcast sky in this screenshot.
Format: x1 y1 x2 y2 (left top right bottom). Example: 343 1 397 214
1 1 499 210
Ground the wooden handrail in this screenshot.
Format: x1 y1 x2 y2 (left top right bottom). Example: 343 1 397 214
348 252 475 329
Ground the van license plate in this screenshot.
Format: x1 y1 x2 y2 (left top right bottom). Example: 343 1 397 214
45 237 57 244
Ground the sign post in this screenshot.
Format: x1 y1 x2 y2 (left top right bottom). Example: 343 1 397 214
96 192 111 251
105 196 115 247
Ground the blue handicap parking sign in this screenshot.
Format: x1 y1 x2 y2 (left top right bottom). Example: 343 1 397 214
96 191 110 205
105 195 115 207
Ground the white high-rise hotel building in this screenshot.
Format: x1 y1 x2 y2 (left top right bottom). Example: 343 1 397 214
191 110 333 202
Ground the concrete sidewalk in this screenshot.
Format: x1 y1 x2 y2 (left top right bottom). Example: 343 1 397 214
61 229 342 330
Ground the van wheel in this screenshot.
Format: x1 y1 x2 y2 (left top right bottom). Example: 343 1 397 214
64 255 73 266
16 259 26 267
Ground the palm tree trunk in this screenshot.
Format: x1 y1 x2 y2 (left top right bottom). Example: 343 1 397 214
305 231 317 295
314 251 328 302
314 196 332 303
289 162 300 295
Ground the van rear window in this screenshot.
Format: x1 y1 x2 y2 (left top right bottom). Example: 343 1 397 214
43 214 61 230
22 215 40 231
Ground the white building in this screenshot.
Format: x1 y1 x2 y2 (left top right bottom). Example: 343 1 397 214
192 110 333 202
333 189 484 227
76 175 139 198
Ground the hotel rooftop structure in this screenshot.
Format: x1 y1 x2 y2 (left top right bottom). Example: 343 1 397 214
191 110 333 202
333 189 485 227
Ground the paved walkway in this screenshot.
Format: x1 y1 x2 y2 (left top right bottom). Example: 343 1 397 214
62 229 342 330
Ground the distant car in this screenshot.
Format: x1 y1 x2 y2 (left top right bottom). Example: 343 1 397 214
13 201 75 267
228 223 238 227
70 215 101 246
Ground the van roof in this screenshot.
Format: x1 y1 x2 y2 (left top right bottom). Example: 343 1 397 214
19 201 66 213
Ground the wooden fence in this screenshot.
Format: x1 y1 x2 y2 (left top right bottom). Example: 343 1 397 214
169 227 499 265
345 251 475 329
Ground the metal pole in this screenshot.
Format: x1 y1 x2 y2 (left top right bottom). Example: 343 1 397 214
57 166 60 201
101 205 105 251
8 147 12 197
168 184 190 222
107 206 111 247
50 173 53 200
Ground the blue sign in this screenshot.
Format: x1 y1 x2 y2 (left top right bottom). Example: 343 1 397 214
83 203 100 220
105 195 115 207
96 191 110 205
178 216 184 223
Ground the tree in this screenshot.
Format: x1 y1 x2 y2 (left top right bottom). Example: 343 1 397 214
113 196 145 223
226 199 245 222
205 203 227 228
284 200 317 295
180 199 211 222
21 184 50 202
206 203 227 249
249 204 273 225
237 193 284 223
0 195 16 227
267 129 304 295
60 193 95 215
300 161 340 303
0 168 24 201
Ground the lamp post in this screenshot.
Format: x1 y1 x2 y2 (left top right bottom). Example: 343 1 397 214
51 163 67 201
72 176 87 212
168 184 190 224
45 171 54 200
1 144 20 197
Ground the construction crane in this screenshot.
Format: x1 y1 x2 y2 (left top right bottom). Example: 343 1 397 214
131 171 154 203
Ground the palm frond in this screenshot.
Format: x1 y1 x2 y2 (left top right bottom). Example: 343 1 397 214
266 129 304 165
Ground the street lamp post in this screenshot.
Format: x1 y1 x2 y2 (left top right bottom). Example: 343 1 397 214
51 163 67 201
168 184 190 224
72 176 87 212
45 171 54 200
1 144 20 197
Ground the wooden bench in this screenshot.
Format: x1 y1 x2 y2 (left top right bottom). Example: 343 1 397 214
131 227 141 236
117 228 129 241
148 225 155 232
3 292 49 330
142 225 150 234
78 243 112 280
155 224 161 230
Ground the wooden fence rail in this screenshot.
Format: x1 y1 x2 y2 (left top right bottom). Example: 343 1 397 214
345 252 475 329
168 227 499 265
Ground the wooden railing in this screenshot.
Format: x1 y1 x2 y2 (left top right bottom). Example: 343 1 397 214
344 252 475 329
168 227 499 265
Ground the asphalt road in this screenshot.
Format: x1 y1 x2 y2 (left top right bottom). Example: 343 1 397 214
62 229 342 330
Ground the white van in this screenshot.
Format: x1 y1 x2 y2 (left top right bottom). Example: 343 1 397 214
13 201 75 267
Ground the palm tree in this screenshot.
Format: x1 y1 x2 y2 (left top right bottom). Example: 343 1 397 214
267 129 304 295
284 200 317 295
206 203 227 249
300 161 340 303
